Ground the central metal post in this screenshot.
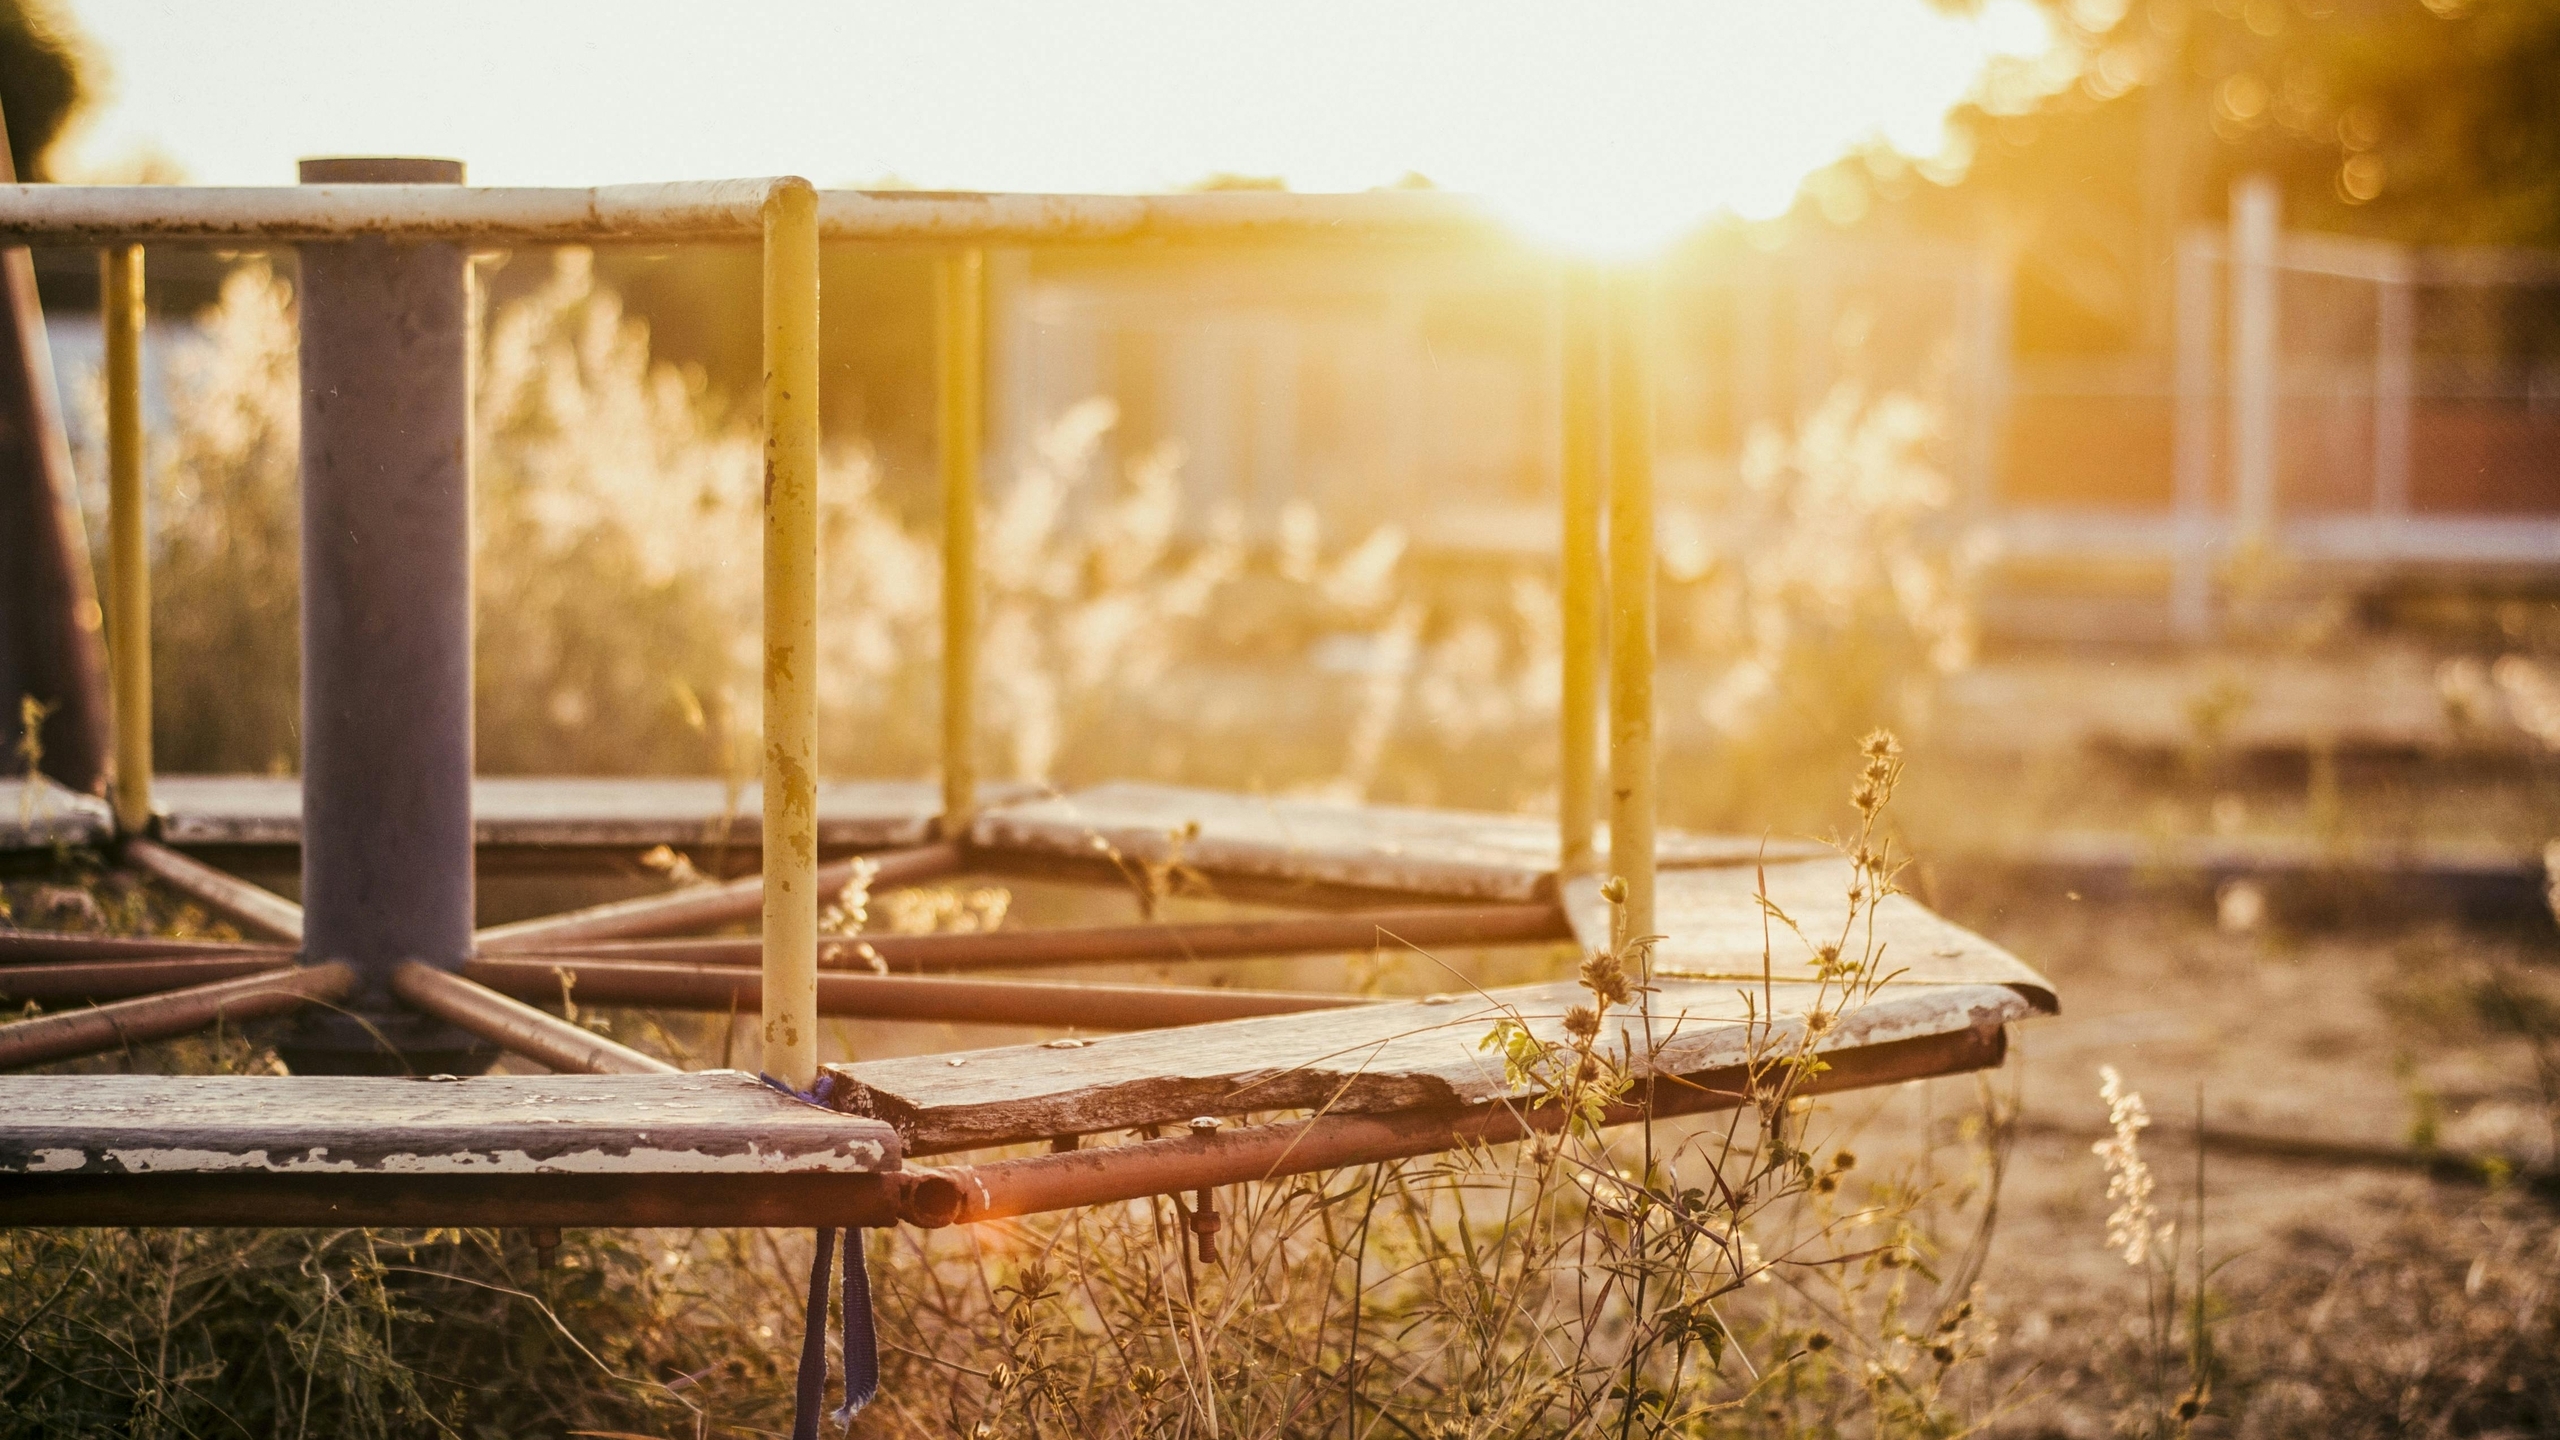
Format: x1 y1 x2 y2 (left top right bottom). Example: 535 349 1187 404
284 156 481 1074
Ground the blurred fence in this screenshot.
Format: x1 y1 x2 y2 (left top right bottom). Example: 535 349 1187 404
1997 177 2560 637
997 182 2560 638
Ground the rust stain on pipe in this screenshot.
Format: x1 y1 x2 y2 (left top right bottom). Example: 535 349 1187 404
0 962 350 1070
464 956 1364 1030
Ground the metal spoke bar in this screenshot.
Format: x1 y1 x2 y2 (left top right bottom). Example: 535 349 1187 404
0 955 294 1002
121 837 304 942
389 962 674 1076
0 931 294 962
462 956 1364 1030
0 963 351 1070
472 841 962 953
503 901 1570 972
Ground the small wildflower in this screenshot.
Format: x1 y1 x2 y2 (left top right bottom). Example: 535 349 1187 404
1599 875 1628 905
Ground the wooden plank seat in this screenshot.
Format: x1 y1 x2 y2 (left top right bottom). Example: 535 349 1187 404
830 878 2056 1154
127 775 1038 853
970 781 1831 903
0 1070 904 1227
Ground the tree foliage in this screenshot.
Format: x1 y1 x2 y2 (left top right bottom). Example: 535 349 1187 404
0 0 85 182
1812 0 2560 352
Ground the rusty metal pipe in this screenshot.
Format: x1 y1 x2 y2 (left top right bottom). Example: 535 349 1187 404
473 842 963 953
389 962 674 1076
0 954 294 1002
0 1169 936 1230
120 837 303 942
463 956 1364 1029
0 931 295 963
886 1025 2006 1228
512 901 1569 973
0 962 351 1070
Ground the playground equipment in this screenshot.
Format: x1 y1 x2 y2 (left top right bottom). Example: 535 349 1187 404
0 165 2055 1234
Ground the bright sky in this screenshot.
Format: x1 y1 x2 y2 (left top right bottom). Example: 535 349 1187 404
53 0 2059 256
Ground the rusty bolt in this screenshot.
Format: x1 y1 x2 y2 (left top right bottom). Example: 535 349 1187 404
1189 1187 1221 1265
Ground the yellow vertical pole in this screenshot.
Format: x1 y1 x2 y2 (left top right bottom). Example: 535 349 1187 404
1557 261 1603 877
1605 261 1657 942
102 245 150 836
760 179 821 1091
936 248 984 836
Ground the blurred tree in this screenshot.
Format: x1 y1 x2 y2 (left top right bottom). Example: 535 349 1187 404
0 0 96 794
1812 0 2560 354
0 0 86 181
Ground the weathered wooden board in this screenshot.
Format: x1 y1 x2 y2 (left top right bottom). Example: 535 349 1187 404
0 776 111 851
971 782 1828 903
1561 862 2059 1008
0 1070 899 1176
147 775 1036 850
835 976 2047 1156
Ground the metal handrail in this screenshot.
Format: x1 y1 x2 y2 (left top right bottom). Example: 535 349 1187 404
0 183 1500 246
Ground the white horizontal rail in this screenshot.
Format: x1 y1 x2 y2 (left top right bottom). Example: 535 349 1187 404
0 182 1500 246
1990 507 2560 567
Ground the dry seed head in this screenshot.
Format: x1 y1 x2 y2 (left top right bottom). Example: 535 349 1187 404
1578 948 1631 1006
1564 1003 1601 1042
1861 728 1901 761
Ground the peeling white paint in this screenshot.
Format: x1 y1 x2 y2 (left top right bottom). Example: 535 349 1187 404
0 1072 901 1177
72 1140 891 1176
